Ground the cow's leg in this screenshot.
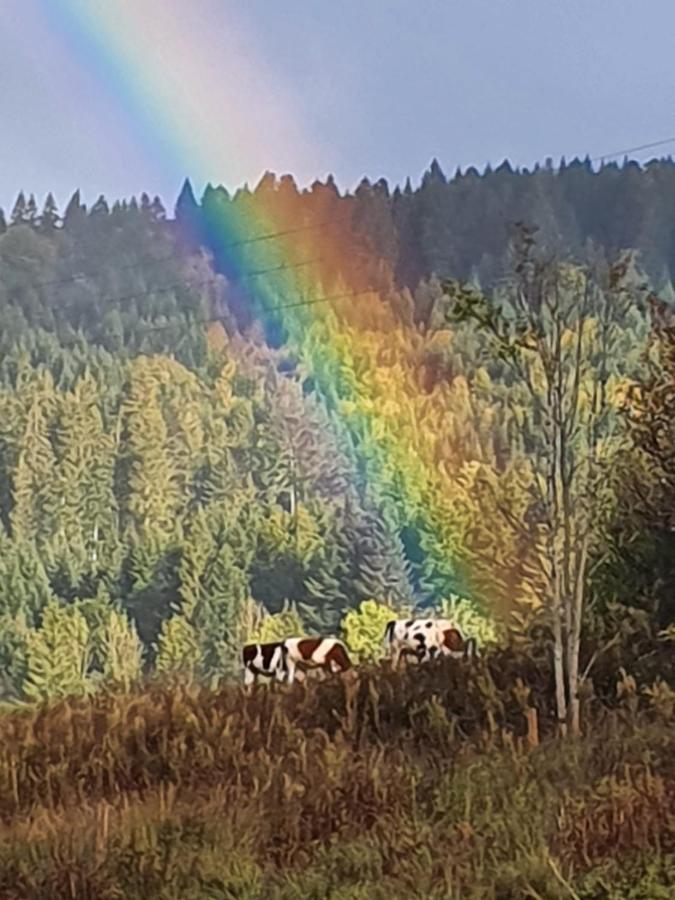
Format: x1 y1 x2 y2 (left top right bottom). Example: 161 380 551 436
244 667 255 686
391 644 402 670
285 658 296 684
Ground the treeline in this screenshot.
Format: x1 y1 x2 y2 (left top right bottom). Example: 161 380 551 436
8 153 675 302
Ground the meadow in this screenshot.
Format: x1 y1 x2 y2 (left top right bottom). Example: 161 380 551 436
1 639 673 900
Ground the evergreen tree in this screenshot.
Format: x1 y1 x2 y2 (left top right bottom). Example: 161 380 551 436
24 600 91 701
10 192 27 226
25 194 38 226
63 189 87 231
38 193 60 233
100 608 143 690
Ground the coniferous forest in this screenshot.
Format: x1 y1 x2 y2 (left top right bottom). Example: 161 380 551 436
1 161 674 897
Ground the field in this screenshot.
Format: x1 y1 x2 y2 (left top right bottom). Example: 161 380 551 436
1 643 674 900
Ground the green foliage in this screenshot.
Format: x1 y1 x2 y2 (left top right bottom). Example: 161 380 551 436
0 175 671 715
248 600 305 643
100 608 144 691
0 613 28 700
155 615 201 681
342 598 401 661
23 600 91 701
439 596 502 645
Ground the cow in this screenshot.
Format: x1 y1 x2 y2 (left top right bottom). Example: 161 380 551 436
242 641 289 686
383 617 445 669
431 621 479 663
283 637 354 684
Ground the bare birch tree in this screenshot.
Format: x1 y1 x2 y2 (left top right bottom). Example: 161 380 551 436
446 224 646 735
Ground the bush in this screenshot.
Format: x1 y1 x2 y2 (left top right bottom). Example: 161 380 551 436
440 596 502 645
248 599 306 643
342 598 402 662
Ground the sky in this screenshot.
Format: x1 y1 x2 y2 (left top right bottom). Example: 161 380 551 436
1 0 675 214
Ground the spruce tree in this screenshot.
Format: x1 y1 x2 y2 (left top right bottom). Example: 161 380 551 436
39 193 60 233
10 192 27 226
24 600 91 701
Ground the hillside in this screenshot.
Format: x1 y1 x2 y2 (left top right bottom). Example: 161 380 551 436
0 168 674 702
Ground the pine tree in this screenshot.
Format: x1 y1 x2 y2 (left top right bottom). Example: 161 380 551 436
0 611 28 700
38 193 60 233
24 600 91 701
10 383 58 545
100 608 143 690
10 192 27 226
155 614 200 680
63 190 87 231
25 194 38 226
175 177 201 248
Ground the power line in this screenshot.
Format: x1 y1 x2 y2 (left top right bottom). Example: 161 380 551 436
589 136 675 164
31 278 380 346
1 212 354 295
5 129 675 312
89 257 325 308
129 285 380 339
7 131 675 297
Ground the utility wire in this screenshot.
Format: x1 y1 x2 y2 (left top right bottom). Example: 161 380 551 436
6 132 675 296
589 136 675 164
34 278 380 346
2 212 354 294
123 285 381 339
6 131 675 309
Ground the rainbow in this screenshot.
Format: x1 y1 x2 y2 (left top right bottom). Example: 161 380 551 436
41 0 474 610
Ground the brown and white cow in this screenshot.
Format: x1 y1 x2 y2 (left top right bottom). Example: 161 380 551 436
283 637 353 683
242 637 353 686
242 641 289 685
435 621 479 662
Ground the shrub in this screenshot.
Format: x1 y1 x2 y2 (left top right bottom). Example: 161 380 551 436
248 599 305 643
342 598 407 662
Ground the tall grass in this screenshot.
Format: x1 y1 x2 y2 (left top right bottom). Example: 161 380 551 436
0 646 673 899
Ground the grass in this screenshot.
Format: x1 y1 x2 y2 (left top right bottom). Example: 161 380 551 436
0 645 673 899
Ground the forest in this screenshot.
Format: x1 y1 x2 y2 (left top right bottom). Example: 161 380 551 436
0 160 674 896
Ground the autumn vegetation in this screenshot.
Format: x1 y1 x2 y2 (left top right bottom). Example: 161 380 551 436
0 162 674 895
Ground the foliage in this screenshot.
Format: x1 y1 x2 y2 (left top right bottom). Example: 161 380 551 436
248 600 306 644
439 596 502 645
23 600 91 701
154 615 200 681
342 598 403 661
0 176 670 724
100 608 144 691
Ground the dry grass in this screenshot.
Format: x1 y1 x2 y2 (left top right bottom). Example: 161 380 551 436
0 646 673 899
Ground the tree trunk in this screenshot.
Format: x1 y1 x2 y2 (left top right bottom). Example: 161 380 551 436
552 592 568 736
567 534 589 736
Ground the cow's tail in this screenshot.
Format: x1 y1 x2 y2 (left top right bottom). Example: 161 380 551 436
383 620 396 647
279 640 291 676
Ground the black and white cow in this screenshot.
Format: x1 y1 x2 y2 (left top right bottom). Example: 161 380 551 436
383 618 446 668
242 641 289 685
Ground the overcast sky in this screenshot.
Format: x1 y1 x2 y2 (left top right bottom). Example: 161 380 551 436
2 0 675 213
